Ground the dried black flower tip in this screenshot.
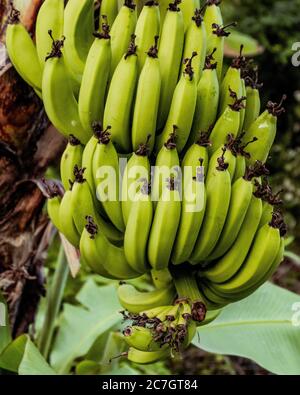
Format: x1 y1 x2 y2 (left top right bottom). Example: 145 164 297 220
191 301 207 322
45 30 65 61
40 178 64 199
269 209 287 237
228 87 246 111
164 125 178 149
125 34 137 58
147 35 159 58
69 134 81 146
212 22 237 37
183 51 197 80
93 15 110 39
216 147 229 171
85 215 98 239
204 48 218 70
8 3 20 24
73 165 86 183
168 0 182 12
267 95 287 117
136 135 151 156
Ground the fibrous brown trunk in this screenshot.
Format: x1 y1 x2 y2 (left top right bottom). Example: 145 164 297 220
0 0 65 337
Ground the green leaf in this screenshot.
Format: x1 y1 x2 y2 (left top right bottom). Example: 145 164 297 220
195 283 300 375
18 339 56 375
50 280 122 374
0 335 55 375
284 250 300 266
0 291 11 354
225 30 264 57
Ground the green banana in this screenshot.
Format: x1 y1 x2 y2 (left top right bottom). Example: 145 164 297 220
156 52 198 153
47 195 62 231
121 141 151 225
148 177 181 270
242 96 286 165
151 130 180 204
210 220 281 296
181 8 207 82
110 0 137 78
6 6 42 91
42 34 91 143
126 347 170 364
239 77 247 134
78 19 111 133
189 49 219 144
203 0 223 38
233 154 246 182
190 148 231 263
35 0 64 68
243 75 262 132
117 283 176 313
63 0 94 83
208 89 246 155
172 177 206 265
202 194 263 283
92 128 125 232
100 0 119 27
206 22 236 82
207 176 253 260
60 135 84 191
180 0 200 31
59 190 81 248
123 326 164 352
135 1 160 73
157 0 185 130
103 35 138 153
124 182 153 274
182 132 211 178
207 137 237 180
132 37 161 153
151 269 173 289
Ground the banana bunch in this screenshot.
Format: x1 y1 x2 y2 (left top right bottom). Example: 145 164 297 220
6 0 288 363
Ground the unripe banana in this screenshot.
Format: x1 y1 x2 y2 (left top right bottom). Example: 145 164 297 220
35 0 64 69
156 52 198 153
181 8 206 82
124 182 153 273
110 0 137 78
42 34 91 143
123 326 164 352
188 49 219 144
148 177 181 270
63 0 95 83
135 1 160 73
47 195 62 231
117 283 176 313
207 137 237 180
209 90 246 155
239 78 247 134
180 0 200 31
6 6 42 91
182 132 211 178
121 141 151 225
103 35 138 153
202 194 263 283
132 37 161 153
78 20 111 133
100 0 119 27
190 148 231 263
92 128 125 232
242 96 286 165
157 0 184 130
203 0 223 38
151 130 180 204
151 269 173 289
243 76 261 132
233 154 246 182
59 190 81 248
126 347 170 364
60 135 84 191
207 176 253 260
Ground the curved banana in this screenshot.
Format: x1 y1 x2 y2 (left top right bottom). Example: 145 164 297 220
202 194 263 283
47 195 62 231
189 49 219 144
121 142 151 225
208 89 246 155
243 76 261 132
126 347 170 364
148 177 181 270
124 183 153 273
181 8 206 83
207 176 253 261
242 96 286 164
110 0 137 78
151 269 173 289
181 132 210 177
92 129 125 232
157 0 184 130
190 148 231 264
78 20 111 133
135 1 160 73
35 0 64 68
42 34 91 143
6 7 42 91
63 0 94 83
59 190 81 247
99 0 119 27
132 37 161 153
117 283 176 313
103 35 138 153
60 135 84 191
232 154 246 182
172 177 206 265
156 52 198 153
123 326 163 352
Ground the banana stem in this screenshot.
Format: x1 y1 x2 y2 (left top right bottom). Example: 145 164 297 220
38 243 69 359
171 267 204 302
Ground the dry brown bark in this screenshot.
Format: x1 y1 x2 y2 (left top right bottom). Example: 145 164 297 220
0 0 66 337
